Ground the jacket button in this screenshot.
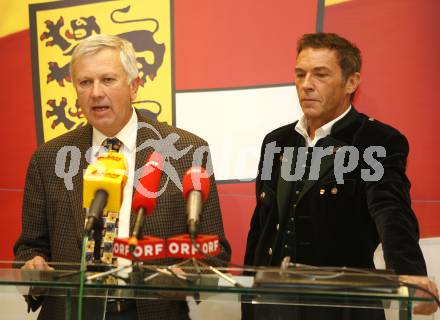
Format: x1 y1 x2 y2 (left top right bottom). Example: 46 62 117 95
331 187 338 195
268 248 273 255
260 191 266 199
319 189 325 195
276 224 279 231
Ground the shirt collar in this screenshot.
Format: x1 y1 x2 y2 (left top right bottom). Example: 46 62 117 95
295 106 352 142
92 109 138 153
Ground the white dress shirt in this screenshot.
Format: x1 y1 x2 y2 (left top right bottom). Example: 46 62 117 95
294 106 352 147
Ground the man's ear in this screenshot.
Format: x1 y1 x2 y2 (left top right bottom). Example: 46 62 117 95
345 72 361 95
130 78 140 101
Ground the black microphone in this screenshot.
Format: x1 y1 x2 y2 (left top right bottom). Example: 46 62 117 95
84 189 108 236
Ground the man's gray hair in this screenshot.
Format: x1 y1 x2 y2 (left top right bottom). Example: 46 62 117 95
70 34 138 83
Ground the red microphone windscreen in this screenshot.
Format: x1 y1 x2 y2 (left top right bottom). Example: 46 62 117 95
132 152 164 214
182 166 210 202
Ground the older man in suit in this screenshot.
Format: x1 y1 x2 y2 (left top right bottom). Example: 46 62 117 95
243 33 438 319
14 34 231 320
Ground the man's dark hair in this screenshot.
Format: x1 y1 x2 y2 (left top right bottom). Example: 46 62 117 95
297 32 362 81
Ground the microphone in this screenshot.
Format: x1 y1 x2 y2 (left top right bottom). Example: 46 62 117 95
182 166 210 239
128 152 164 252
83 151 127 237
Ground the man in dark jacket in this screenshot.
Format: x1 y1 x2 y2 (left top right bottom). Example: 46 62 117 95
243 32 438 319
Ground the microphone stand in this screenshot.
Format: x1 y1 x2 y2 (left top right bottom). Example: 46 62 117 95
129 261 145 284
52 218 107 319
77 214 108 320
164 235 242 288
143 265 192 285
77 236 88 320
188 235 240 287
168 257 241 287
91 219 104 266
86 265 131 281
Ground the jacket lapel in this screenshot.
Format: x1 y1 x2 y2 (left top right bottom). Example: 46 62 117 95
68 125 93 247
296 108 361 204
130 113 158 233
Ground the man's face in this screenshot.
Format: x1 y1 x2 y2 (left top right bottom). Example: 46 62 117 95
294 48 359 125
72 48 138 137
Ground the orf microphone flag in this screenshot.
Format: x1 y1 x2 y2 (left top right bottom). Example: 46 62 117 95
114 237 166 261
182 166 210 239
83 151 127 236
129 152 164 251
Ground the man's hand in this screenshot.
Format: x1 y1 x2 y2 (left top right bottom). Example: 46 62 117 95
22 256 54 271
399 275 439 315
20 256 54 304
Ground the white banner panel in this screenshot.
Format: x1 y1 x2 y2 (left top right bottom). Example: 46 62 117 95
176 85 302 181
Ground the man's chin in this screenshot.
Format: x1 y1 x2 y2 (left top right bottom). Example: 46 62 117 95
89 119 118 136
301 108 321 119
